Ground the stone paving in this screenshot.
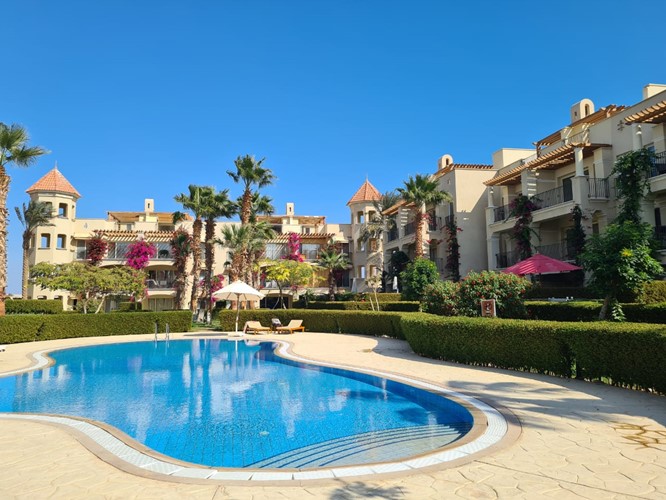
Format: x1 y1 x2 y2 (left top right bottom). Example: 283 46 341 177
0 331 665 499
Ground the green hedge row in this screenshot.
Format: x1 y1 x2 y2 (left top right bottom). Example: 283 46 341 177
525 286 600 300
6 300 63 314
526 301 666 323
300 301 419 312
401 313 666 393
215 309 404 339
0 311 192 344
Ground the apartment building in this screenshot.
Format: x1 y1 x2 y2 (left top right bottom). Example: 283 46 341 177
382 155 495 280
485 83 666 272
25 168 351 309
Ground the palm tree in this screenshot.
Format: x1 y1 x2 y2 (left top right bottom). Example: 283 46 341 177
218 222 275 285
227 155 275 225
317 246 351 300
174 185 214 311
359 190 400 289
0 123 48 314
14 201 54 298
200 189 235 317
397 174 452 258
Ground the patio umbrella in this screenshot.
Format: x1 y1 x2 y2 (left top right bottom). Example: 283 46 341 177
503 253 582 276
212 281 265 333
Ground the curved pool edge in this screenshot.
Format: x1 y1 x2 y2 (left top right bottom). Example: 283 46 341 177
0 335 521 483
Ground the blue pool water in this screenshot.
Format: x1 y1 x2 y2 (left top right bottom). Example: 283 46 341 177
0 340 473 468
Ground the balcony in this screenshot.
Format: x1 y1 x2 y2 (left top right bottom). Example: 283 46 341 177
387 227 399 242
496 241 578 269
146 279 175 289
428 216 442 231
651 151 666 178
493 204 510 223
496 250 520 269
404 221 416 236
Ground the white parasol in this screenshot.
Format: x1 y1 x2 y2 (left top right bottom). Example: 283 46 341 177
212 281 265 333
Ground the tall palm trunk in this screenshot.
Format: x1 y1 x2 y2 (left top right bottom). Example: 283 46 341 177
21 234 30 299
240 189 252 225
189 218 203 311
328 271 336 300
0 172 9 315
204 218 215 317
414 209 426 258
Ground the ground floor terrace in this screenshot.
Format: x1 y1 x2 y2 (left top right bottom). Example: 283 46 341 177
0 332 664 499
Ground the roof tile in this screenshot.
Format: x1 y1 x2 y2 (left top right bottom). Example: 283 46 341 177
26 167 81 198
347 179 381 205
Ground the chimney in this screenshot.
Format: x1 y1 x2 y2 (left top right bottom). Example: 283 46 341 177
286 202 294 216
570 99 594 123
145 198 154 214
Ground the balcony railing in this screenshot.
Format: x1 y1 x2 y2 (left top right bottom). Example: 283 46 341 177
444 214 454 228
146 279 175 289
496 241 579 268
651 151 666 178
588 177 611 199
532 185 573 211
387 227 399 242
493 204 510 223
428 216 442 231
404 221 416 236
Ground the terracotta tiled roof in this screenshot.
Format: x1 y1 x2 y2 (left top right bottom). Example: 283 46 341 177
347 179 381 205
108 212 191 224
26 167 81 198
434 163 494 178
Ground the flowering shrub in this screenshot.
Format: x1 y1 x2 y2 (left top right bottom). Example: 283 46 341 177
126 240 157 270
210 274 225 302
422 281 459 316
457 271 531 318
283 232 304 262
86 233 108 265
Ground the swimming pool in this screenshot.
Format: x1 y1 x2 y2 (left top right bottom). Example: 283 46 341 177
0 339 502 475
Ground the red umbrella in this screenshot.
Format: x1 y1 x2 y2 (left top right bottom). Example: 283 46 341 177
503 254 582 276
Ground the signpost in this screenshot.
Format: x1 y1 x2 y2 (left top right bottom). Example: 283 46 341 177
480 299 496 318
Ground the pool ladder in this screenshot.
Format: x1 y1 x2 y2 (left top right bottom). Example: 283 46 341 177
154 322 170 342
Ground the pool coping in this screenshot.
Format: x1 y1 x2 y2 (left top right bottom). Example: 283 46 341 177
0 334 521 485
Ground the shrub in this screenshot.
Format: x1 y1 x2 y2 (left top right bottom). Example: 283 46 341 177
636 281 666 304
525 301 666 324
298 301 419 312
6 299 62 314
525 286 600 300
458 271 531 318
215 309 405 339
401 313 666 393
117 302 143 312
421 281 459 316
0 311 192 344
400 258 439 301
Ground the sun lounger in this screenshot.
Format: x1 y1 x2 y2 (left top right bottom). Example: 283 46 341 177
275 319 305 334
244 321 271 334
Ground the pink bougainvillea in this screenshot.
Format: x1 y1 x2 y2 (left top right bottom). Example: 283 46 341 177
126 240 157 270
86 233 108 266
210 274 225 302
283 232 304 262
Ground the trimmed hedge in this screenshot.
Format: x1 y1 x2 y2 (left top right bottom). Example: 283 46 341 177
6 300 62 314
636 281 666 304
401 313 666 393
0 311 192 344
300 301 419 312
526 301 666 324
215 309 404 339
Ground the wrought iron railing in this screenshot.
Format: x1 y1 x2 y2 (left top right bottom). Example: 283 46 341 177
428 216 442 231
532 185 573 211
497 241 579 268
146 280 175 289
493 204 510 222
588 177 611 199
387 227 399 242
650 151 666 178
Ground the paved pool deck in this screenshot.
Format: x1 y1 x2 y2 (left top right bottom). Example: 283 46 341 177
0 331 664 499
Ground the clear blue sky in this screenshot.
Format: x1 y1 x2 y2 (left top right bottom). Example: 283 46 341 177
2 0 665 293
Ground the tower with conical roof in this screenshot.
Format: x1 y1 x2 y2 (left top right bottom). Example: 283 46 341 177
347 179 382 292
25 164 81 299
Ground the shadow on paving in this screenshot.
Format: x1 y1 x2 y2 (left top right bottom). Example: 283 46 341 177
329 481 406 500
366 336 666 430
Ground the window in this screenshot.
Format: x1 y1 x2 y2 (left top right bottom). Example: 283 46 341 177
58 203 68 218
357 240 365 252
40 234 51 248
357 211 365 224
359 266 366 279
56 234 66 249
76 240 87 260
301 226 312 234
